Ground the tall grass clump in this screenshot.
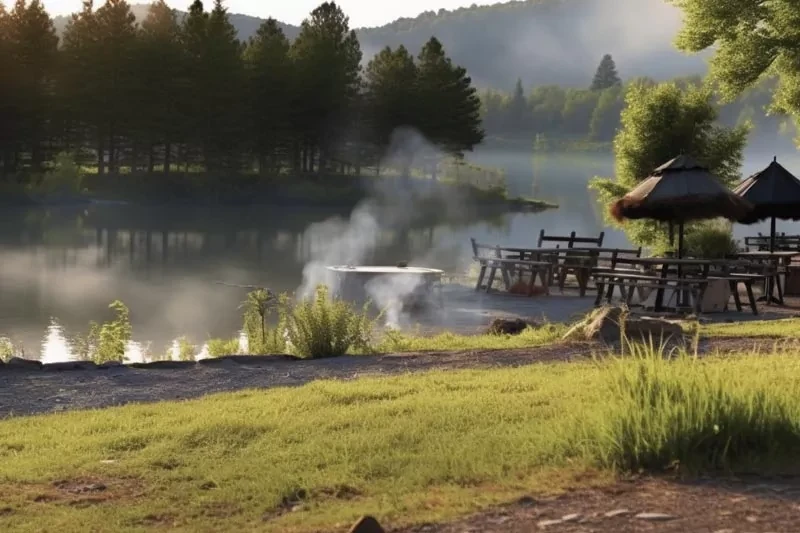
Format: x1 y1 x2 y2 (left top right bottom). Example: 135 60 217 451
285 285 374 359
70 300 133 363
241 288 287 354
596 340 800 473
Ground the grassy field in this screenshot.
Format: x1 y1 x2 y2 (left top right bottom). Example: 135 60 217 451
700 317 800 338
3 347 800 532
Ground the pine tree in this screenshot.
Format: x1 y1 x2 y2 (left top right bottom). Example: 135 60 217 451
507 78 530 133
0 2 19 177
182 0 244 171
138 0 185 174
291 2 362 174
244 18 292 176
7 0 58 171
364 45 418 164
590 54 621 91
416 37 484 172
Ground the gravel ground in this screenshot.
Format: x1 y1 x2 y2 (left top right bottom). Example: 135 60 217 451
1 337 792 419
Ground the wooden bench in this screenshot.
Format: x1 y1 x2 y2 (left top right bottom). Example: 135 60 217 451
537 230 605 249
593 271 710 314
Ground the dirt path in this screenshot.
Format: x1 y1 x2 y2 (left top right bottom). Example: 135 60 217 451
395 476 800 532
0 337 796 418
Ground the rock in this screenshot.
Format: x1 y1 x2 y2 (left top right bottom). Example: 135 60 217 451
635 512 676 521
625 318 684 344
43 361 97 372
348 516 385 533
561 513 581 522
746 516 758 523
5 357 42 370
199 481 217 490
604 509 632 518
196 357 239 367
98 361 125 369
563 306 683 345
517 495 537 507
712 529 734 533
129 360 196 370
537 519 563 528
487 318 538 335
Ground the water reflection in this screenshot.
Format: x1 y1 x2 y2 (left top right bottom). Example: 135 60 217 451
0 150 647 361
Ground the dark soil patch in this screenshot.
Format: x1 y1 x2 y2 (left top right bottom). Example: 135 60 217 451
393 477 800 532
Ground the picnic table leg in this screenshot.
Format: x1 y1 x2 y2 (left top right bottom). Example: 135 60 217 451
605 279 616 302
540 267 551 296
694 285 707 315
655 264 668 311
501 266 512 291
625 280 637 306
577 268 588 298
775 265 785 305
595 281 605 306
745 282 758 315
485 267 497 293
729 280 742 312
475 264 487 291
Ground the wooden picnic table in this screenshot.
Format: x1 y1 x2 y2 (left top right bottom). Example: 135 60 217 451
594 256 768 314
733 251 800 304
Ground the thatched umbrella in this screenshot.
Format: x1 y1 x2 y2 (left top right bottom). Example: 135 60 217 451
734 156 800 252
611 155 754 258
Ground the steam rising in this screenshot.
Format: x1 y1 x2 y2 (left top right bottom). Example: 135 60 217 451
296 127 453 328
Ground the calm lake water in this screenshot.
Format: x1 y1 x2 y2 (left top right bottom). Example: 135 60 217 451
3 148 800 361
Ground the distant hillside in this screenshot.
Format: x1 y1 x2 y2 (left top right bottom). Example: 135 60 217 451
52 0 708 89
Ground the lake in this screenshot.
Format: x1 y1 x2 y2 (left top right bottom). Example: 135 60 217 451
2 148 799 361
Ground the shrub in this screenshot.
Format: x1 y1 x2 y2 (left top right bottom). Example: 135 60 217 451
0 337 15 362
595 342 800 472
683 219 738 258
241 288 287 354
174 337 196 361
70 301 133 363
207 338 242 358
284 285 374 359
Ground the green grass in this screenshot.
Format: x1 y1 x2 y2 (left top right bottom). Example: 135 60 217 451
700 317 800 338
4 346 800 532
374 324 567 353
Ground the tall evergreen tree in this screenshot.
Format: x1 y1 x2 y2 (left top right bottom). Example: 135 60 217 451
290 2 361 174
0 2 18 177
7 0 58 171
364 45 418 164
182 0 243 171
137 0 185 174
244 18 292 176
507 78 530 132
416 37 484 172
590 54 621 91
60 1 102 170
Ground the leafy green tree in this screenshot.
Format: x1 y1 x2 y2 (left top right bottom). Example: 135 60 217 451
669 0 800 122
590 81 749 252
243 18 292 175
6 0 58 171
416 37 483 172
506 78 530 133
590 54 621 91
290 2 362 173
364 45 418 167
137 0 185 174
589 85 624 141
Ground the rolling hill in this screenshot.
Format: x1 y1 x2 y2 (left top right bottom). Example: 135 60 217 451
52 0 708 90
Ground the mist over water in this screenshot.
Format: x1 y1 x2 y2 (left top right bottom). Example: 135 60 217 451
2 146 800 361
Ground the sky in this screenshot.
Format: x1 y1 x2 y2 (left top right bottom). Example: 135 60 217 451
40 0 498 27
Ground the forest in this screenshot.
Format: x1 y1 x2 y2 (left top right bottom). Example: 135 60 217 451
0 0 483 181
481 54 793 150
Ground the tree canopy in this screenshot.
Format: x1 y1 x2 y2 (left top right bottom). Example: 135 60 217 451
590 80 749 252
669 0 800 128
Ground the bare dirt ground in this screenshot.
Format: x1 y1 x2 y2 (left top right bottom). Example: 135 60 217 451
1 336 796 419
395 476 800 532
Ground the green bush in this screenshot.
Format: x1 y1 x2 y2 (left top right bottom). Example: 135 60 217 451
596 342 800 472
0 337 16 362
683 219 738 258
241 288 287 354
206 337 242 358
284 285 374 359
37 152 84 195
70 301 133 363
